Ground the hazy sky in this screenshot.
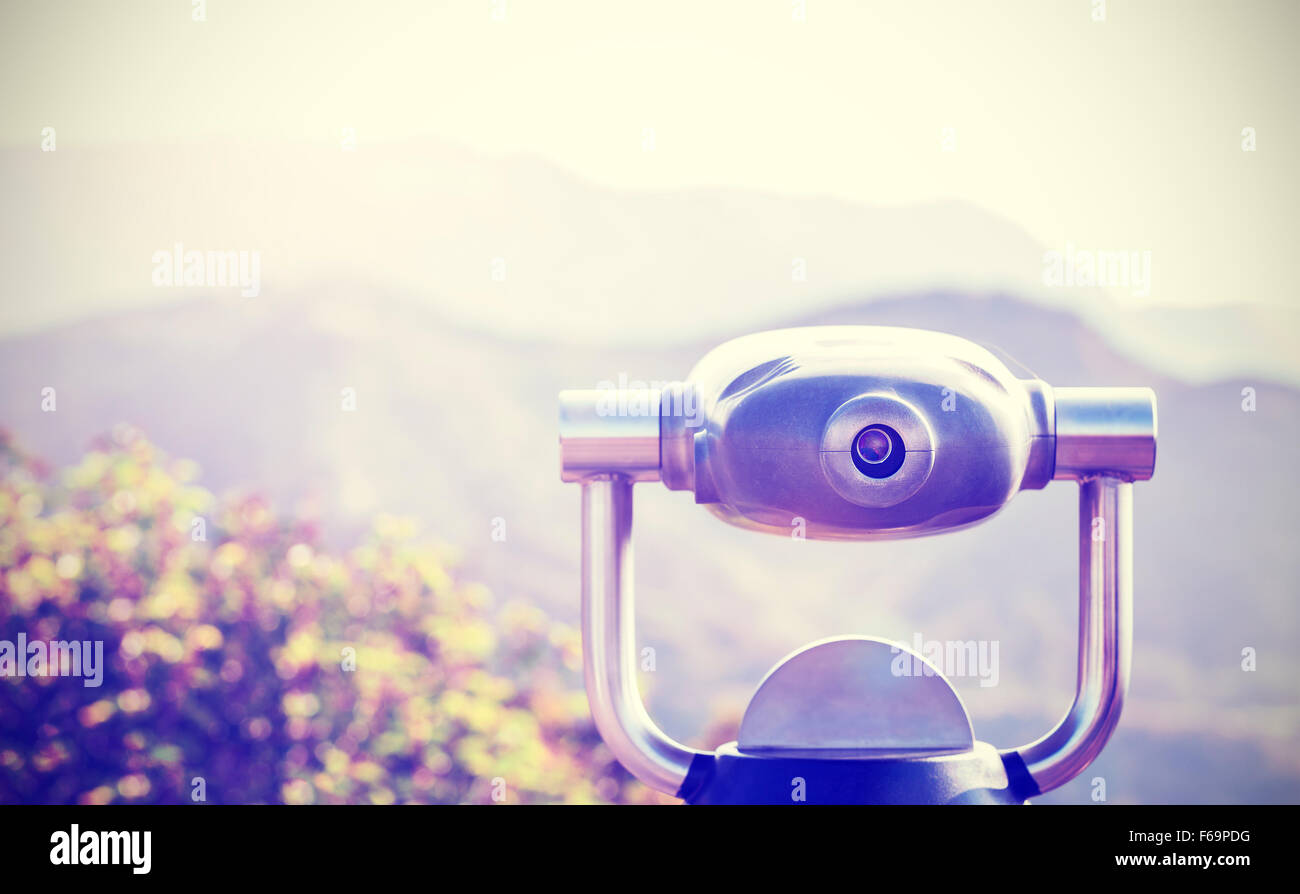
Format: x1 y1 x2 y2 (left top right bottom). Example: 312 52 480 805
1 0 1296 311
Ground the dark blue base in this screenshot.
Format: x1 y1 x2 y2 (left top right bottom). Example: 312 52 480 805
677 742 1038 805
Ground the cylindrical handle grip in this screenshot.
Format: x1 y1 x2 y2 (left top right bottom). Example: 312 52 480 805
1053 387 1157 481
558 389 662 482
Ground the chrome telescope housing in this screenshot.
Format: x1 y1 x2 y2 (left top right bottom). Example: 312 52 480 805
559 326 1156 803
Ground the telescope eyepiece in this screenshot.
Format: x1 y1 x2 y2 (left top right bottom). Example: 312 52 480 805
852 424 905 478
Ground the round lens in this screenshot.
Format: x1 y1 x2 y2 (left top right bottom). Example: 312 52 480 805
855 426 893 464
850 423 906 479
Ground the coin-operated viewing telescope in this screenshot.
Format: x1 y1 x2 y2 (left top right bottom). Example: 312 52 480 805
559 327 1156 804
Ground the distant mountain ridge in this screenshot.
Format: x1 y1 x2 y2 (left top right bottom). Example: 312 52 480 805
1 139 1295 385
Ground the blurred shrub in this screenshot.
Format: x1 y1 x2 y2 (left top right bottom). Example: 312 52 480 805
0 427 665 804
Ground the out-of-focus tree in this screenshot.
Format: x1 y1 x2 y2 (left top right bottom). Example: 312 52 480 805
0 427 668 804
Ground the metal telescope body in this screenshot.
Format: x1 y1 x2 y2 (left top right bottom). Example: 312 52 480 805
559 326 1156 804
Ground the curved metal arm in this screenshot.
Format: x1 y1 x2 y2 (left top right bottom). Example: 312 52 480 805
1006 475 1132 795
581 475 703 795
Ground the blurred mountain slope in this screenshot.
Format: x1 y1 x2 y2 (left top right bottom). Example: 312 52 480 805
2 139 1295 386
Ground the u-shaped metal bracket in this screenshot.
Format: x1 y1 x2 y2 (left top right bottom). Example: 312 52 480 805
577 473 1135 798
565 385 1153 799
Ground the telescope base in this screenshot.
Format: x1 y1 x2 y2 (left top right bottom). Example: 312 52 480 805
677 741 1035 805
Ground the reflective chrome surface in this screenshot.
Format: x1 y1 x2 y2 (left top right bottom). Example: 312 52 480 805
819 394 936 508
737 636 975 755
675 326 1051 540
1011 476 1132 794
1054 387 1157 481
560 326 1157 802
580 476 701 794
559 389 661 483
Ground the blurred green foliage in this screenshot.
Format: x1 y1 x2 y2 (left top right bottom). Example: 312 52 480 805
0 427 666 804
